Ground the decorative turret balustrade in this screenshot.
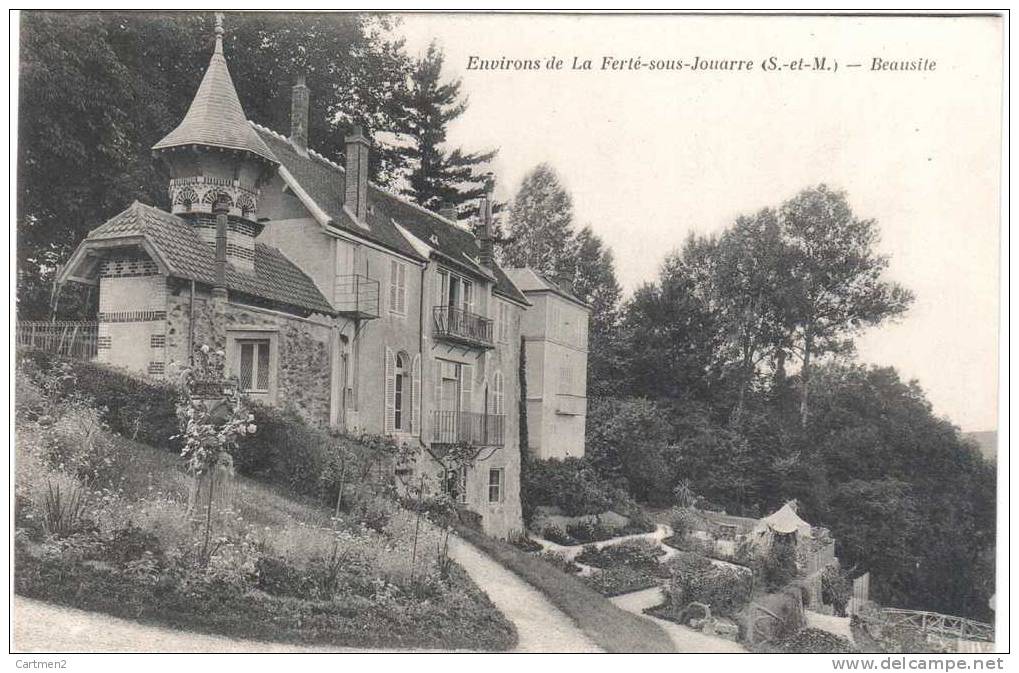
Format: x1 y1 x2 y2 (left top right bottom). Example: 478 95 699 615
168 176 260 220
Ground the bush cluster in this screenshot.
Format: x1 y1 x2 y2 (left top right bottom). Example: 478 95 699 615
576 539 666 573
662 552 753 619
521 457 615 519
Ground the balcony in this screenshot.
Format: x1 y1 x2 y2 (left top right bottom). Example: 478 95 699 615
334 274 380 320
432 305 494 349
432 410 505 447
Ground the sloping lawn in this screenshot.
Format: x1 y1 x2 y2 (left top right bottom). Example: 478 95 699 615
14 367 517 652
453 524 676 653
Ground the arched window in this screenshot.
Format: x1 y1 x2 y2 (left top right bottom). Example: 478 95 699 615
394 352 408 431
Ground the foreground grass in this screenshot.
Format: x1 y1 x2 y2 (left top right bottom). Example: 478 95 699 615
453 524 676 653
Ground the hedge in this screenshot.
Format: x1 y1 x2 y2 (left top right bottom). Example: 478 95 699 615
16 351 392 507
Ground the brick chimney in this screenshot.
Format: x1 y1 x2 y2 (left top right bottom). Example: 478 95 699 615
344 125 370 224
290 74 309 155
212 195 230 298
475 191 494 268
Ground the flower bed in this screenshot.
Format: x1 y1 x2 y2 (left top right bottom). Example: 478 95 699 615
575 539 667 572
583 565 662 597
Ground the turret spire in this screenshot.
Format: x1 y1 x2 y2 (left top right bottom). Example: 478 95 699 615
214 12 224 55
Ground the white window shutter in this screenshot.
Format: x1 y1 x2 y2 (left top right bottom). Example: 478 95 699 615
384 346 395 433
398 264 407 314
434 357 444 410
411 353 421 436
389 261 398 312
460 363 473 414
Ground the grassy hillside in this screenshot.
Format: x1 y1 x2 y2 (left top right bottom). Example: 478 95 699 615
14 358 516 651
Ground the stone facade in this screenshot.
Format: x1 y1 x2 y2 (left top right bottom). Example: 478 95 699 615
165 279 334 425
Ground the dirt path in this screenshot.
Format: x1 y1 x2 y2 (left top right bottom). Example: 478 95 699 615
610 587 747 653
14 536 600 653
13 596 442 653
447 535 602 652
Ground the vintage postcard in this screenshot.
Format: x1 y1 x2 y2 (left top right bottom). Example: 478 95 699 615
9 9 1007 663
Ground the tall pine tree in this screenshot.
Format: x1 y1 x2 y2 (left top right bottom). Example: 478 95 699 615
403 41 496 214
501 163 576 278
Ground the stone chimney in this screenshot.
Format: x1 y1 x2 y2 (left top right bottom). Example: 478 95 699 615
475 190 494 268
439 205 458 223
290 74 309 155
554 268 575 294
344 125 370 224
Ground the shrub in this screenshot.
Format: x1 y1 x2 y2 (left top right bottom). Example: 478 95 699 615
39 473 91 537
540 524 576 546
584 565 661 597
664 552 752 618
510 533 543 553
757 534 798 591
521 457 614 518
771 628 857 654
576 539 666 573
821 564 851 616
537 550 581 574
19 351 180 451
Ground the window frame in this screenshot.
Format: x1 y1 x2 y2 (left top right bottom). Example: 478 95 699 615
488 468 504 503
227 330 278 401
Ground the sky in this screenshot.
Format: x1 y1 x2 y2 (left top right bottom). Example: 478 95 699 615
397 13 1002 432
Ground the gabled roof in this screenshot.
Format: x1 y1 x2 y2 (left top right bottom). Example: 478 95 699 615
62 202 333 316
251 123 528 306
152 34 277 166
757 502 812 536
503 267 590 310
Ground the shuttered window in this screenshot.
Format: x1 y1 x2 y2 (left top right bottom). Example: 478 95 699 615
384 346 395 433
492 370 504 415
389 260 407 315
497 302 510 343
411 354 421 436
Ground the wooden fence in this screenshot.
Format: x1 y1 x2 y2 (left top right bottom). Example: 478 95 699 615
848 572 870 614
16 321 99 361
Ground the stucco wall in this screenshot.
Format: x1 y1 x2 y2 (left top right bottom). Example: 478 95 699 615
96 263 168 377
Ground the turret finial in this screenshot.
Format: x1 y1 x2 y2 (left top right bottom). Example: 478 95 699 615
214 12 225 54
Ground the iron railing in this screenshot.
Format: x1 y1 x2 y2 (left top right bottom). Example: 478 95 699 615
432 305 494 348
16 321 99 361
432 410 505 446
334 274 380 319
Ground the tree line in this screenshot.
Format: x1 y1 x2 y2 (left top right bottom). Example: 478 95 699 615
504 165 994 622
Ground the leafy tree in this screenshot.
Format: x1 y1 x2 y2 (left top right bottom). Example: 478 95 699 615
692 210 792 423
501 163 577 279
779 185 914 426
402 41 496 214
585 397 678 505
619 250 722 402
571 226 624 397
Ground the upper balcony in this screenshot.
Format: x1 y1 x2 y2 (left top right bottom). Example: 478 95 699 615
334 274 380 320
432 410 505 448
432 305 494 349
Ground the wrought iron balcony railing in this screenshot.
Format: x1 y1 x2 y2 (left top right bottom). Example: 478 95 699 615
432 305 494 348
334 274 380 319
432 410 505 447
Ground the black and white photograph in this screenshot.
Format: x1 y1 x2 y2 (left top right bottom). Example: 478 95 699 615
9 8 1008 662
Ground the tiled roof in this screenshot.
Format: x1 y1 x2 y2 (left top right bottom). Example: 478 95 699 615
251 123 528 305
85 202 334 315
503 267 590 309
152 40 277 166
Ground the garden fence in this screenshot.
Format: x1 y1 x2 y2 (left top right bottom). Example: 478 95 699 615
16 321 99 361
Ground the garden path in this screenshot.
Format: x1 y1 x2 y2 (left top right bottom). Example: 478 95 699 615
446 535 603 652
13 596 457 653
610 587 748 653
533 523 674 561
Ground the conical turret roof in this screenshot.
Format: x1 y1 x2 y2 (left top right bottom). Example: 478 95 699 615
152 19 277 165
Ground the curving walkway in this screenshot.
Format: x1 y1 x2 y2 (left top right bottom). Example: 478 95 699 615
610 587 747 653
447 535 602 652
